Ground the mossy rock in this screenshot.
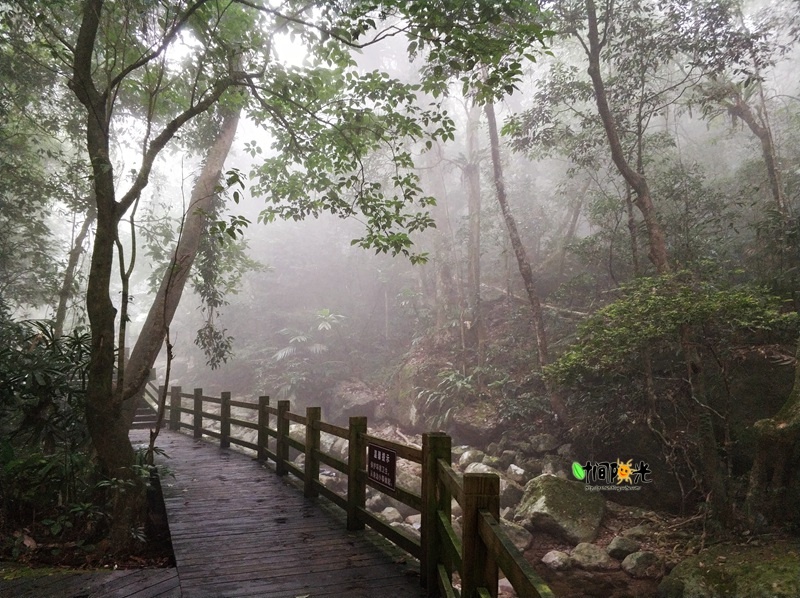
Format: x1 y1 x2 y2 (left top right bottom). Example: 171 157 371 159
658 541 800 598
516 474 605 544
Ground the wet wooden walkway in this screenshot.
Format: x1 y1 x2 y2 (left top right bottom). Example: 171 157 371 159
141 429 426 598
0 430 426 598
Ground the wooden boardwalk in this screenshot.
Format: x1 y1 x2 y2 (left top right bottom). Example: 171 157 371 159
0 563 180 597
138 429 427 598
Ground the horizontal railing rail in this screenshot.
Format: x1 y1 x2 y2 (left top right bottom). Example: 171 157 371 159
141 386 554 598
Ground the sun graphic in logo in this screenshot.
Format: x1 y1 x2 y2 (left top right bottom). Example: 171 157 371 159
616 459 634 485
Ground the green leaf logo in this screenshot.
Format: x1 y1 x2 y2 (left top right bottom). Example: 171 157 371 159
572 461 586 481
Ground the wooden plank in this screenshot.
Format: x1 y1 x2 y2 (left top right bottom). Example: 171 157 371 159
143 429 426 598
438 509 463 571
438 459 464 505
358 507 422 559
478 511 555 598
317 449 348 473
316 419 348 438
364 474 422 511
284 410 307 424
438 564 459 598
229 417 258 430
229 399 257 410
286 435 305 452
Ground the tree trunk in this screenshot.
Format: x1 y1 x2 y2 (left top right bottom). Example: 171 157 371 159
726 91 787 220
484 101 567 423
55 205 95 336
584 0 670 275
746 340 800 525
122 107 241 420
465 101 483 355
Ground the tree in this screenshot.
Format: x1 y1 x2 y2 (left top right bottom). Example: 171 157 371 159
17 0 551 550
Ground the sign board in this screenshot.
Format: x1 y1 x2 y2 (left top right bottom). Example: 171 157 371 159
367 443 396 491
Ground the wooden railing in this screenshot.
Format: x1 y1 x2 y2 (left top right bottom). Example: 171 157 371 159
147 386 554 598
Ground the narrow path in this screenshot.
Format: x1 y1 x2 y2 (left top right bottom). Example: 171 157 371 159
142 430 426 598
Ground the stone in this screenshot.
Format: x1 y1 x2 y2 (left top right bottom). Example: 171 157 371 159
622 524 651 540
327 379 385 423
515 474 605 544
366 494 386 512
607 535 641 560
530 433 560 453
405 513 422 529
482 455 502 468
542 550 574 571
380 507 404 524
659 542 800 598
571 542 616 571
500 520 533 552
499 450 518 470
556 443 573 457
459 449 486 469
506 463 527 484
622 551 661 578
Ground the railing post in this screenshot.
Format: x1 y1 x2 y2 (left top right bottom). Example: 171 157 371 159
276 400 290 476
220 391 231 449
193 388 203 439
461 473 500 598
347 416 367 531
257 395 270 462
169 386 180 431
304 407 321 498
421 432 451 593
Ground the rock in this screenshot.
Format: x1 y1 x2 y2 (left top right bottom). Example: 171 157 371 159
659 542 800 598
449 404 502 445
327 379 385 424
622 524 652 540
498 577 514 594
366 494 386 512
459 449 486 469
500 520 533 552
482 455 502 468
464 462 496 475
506 464 527 484
405 513 422 529
499 450 518 470
622 551 661 578
487 442 499 456
515 474 605 544
380 507 404 524
542 550 574 571
571 542 616 571
656 576 684 598
530 433 560 453
500 479 524 509
556 443 573 457
607 535 641 560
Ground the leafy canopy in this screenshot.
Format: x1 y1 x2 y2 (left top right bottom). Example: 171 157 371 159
546 273 798 384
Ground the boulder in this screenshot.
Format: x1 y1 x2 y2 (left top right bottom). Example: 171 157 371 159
327 379 385 424
380 507 404 524
658 542 800 598
530 433 560 453
515 474 605 544
571 542 616 571
506 464 527 485
390 521 420 541
498 450 518 470
482 455 502 469
607 535 641 560
542 550 574 571
622 524 652 540
459 449 486 469
622 551 661 578
500 520 533 552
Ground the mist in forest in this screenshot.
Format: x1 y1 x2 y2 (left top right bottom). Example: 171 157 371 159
4 0 800 594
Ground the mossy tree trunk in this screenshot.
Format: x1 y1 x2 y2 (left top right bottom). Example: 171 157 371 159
746 340 800 525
